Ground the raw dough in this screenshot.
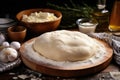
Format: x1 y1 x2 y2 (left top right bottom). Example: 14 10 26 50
33 30 100 61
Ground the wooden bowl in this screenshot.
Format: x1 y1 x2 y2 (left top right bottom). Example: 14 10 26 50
7 26 27 42
19 38 113 77
16 8 62 34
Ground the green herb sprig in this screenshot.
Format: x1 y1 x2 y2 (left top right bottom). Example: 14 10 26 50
47 0 95 29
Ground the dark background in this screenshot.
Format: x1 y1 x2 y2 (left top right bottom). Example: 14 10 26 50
0 0 114 19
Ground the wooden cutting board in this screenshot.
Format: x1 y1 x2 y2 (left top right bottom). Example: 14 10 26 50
19 38 113 77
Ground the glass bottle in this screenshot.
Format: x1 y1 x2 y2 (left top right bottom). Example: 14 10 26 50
109 0 120 31
92 0 109 32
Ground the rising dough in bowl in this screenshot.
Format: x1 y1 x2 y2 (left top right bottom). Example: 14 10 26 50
33 30 100 61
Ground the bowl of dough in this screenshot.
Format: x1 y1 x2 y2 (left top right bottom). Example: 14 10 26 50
16 8 62 34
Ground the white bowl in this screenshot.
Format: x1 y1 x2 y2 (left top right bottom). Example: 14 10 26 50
76 18 98 34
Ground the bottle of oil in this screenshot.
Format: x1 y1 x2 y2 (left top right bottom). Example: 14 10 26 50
109 0 120 31
92 1 109 32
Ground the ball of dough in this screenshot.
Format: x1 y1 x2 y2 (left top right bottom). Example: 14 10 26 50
33 30 99 61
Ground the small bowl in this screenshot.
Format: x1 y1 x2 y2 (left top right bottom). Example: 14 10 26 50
16 8 62 34
7 26 27 42
76 18 98 34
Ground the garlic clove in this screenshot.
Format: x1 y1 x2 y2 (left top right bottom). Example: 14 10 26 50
0 46 5 51
10 41 21 50
7 48 18 61
0 33 5 45
0 49 9 62
2 41 10 47
8 54 17 62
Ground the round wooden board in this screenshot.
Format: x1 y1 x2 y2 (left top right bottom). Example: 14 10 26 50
19 38 113 77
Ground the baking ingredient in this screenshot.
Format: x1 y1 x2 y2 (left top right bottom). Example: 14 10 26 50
22 32 106 68
78 22 97 34
33 30 100 61
22 11 58 23
109 1 120 31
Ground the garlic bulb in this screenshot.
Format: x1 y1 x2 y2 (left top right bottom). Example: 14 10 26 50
0 47 18 62
10 41 21 50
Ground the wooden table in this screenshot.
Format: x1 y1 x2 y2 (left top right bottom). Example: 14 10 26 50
0 23 120 80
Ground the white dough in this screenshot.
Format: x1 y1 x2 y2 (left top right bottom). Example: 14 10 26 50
33 30 100 61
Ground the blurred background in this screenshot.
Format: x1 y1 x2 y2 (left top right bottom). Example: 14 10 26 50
0 0 114 18
0 0 115 29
